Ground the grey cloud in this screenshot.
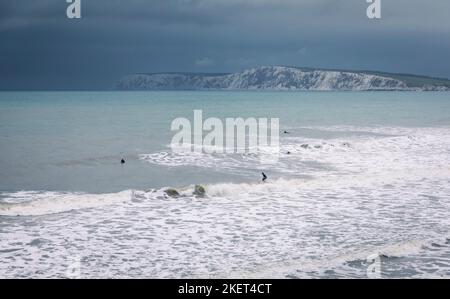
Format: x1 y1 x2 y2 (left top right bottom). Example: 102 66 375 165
0 0 449 89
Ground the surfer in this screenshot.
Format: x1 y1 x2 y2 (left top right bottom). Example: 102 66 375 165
262 172 267 182
121 158 125 164
283 130 290 134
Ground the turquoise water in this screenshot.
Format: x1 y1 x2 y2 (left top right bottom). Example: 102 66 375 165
1 91 449 193
0 91 449 278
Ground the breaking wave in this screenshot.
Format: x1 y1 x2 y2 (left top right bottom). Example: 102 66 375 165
0 190 132 216
1 125 449 278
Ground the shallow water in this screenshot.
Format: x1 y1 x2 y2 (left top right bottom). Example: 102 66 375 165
0 91 449 278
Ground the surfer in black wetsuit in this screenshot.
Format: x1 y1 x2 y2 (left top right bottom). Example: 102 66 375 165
262 172 267 182
121 158 125 164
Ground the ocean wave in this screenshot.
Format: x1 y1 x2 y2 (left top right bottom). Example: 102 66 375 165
1 125 450 278
139 126 450 176
1 173 449 278
0 190 132 216
221 237 449 279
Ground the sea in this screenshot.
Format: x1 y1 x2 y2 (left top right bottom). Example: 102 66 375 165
0 91 449 278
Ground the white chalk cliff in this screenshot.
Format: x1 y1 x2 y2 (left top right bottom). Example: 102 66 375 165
117 66 448 91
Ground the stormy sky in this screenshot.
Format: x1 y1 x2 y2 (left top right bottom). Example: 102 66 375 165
1 0 449 90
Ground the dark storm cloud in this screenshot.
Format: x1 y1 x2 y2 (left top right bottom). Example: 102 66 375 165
1 0 450 89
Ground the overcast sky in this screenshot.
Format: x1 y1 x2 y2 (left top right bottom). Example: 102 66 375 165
1 0 449 89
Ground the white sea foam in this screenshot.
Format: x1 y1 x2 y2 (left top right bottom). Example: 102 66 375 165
1 126 449 278
0 190 132 216
140 126 450 181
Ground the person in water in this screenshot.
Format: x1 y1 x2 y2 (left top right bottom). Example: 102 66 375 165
121 158 125 164
262 172 267 182
283 130 290 134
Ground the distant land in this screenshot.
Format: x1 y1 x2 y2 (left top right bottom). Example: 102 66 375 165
117 66 450 91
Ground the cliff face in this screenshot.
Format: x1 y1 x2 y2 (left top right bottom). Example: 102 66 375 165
117 66 448 91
